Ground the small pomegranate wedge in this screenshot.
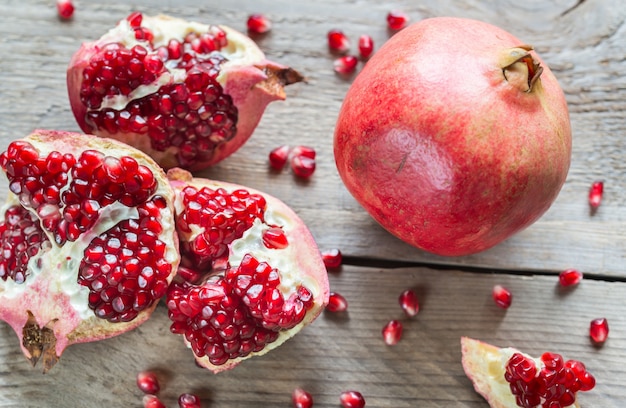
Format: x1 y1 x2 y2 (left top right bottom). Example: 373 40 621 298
461 337 595 408
166 169 329 372
0 130 179 372
67 12 304 171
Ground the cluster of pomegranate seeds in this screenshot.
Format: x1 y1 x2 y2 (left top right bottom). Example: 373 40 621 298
492 284 513 309
327 29 375 74
382 320 403 346
505 351 595 408
0 205 49 283
386 10 409 30
247 13 272 34
588 180 604 211
178 393 202 408
56 0 74 20
80 12 238 168
357 35 374 59
589 318 609 344
558 269 583 287
340 390 366 408
137 370 161 394
292 388 313 408
333 55 358 75
143 395 166 408
398 289 419 317
268 145 317 178
326 292 348 312
321 248 342 269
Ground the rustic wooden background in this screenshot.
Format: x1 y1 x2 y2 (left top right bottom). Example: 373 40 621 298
1 0 625 407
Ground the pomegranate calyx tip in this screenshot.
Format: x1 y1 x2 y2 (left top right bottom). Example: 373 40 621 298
21 312 60 373
501 46 543 93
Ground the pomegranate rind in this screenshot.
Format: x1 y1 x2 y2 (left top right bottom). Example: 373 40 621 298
460 337 581 408
0 130 179 372
167 168 329 373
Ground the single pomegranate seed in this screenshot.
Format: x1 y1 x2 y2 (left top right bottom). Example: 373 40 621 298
327 29 350 53
358 35 374 59
178 393 201 408
333 56 358 75
559 268 583 287
339 390 365 408
57 0 75 20
382 320 403 345
321 248 342 269
492 284 512 309
326 292 348 312
399 289 419 317
269 145 290 170
291 155 316 178
143 395 166 408
247 13 272 34
292 387 313 408
136 371 160 395
590 318 609 344
589 180 604 210
262 226 289 249
291 145 316 160
387 10 409 30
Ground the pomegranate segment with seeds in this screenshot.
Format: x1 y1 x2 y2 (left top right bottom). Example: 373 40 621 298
67 13 303 171
0 130 179 372
462 337 595 408
166 169 329 373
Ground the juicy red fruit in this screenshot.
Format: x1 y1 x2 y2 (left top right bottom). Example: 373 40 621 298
178 393 201 408
590 318 609 344
589 180 603 210
326 292 348 312
57 0 74 20
247 13 272 34
387 10 409 30
399 289 419 317
358 35 374 59
137 371 161 395
558 269 582 287
328 29 350 53
382 320 403 345
492 284 512 309
340 391 366 408
292 388 313 408
333 55 358 75
321 248 342 269
268 145 290 171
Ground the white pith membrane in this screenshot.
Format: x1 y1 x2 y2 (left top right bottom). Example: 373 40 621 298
461 337 580 408
168 170 329 372
0 131 179 371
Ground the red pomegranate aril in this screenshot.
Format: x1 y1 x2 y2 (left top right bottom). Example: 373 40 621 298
321 248 342 269
136 371 160 395
387 10 409 30
291 155 316 178
558 268 583 287
143 395 166 408
382 320 403 345
590 318 609 344
492 284 512 309
247 14 272 34
269 145 290 170
291 145 316 160
333 56 358 75
57 0 75 20
399 289 419 317
262 226 289 249
589 180 604 210
340 390 365 408
358 35 374 59
178 393 201 408
292 387 314 408
326 292 348 312
327 29 350 53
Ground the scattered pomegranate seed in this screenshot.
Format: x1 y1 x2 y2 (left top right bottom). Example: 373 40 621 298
559 268 583 287
136 371 160 395
382 320 403 345
333 55 358 75
178 393 201 408
589 180 604 210
340 390 365 408
143 395 166 408
399 289 419 316
262 226 289 249
56 0 74 20
326 292 348 312
387 10 409 30
590 318 609 344
291 145 316 160
327 29 350 53
291 155 316 178
492 284 512 309
292 387 314 408
269 145 290 170
247 13 272 34
358 35 374 59
321 248 343 269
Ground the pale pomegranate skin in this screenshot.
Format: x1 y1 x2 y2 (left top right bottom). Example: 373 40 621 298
334 17 571 256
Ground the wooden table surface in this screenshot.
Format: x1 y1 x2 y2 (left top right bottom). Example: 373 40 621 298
1 0 625 407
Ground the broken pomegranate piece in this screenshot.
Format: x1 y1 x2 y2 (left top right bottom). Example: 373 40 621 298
0 130 179 372
165 169 329 373
67 13 303 171
461 337 595 408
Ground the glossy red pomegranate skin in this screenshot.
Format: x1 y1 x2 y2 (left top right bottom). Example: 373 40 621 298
334 17 571 256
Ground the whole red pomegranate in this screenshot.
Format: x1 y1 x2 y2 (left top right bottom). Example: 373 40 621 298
165 169 329 373
334 17 571 256
67 13 303 171
0 130 179 372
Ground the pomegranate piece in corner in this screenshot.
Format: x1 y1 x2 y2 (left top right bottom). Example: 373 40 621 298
67 12 303 172
461 337 595 408
0 130 179 372
166 169 330 373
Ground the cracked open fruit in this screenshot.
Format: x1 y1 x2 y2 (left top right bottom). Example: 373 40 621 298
461 337 595 408
67 12 303 171
165 169 329 373
0 130 179 372
334 17 571 256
